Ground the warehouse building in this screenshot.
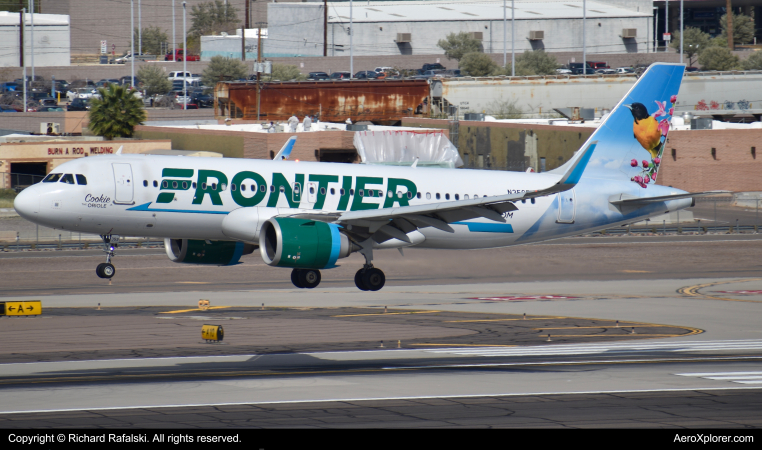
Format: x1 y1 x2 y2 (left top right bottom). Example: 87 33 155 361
267 0 654 57
0 11 70 67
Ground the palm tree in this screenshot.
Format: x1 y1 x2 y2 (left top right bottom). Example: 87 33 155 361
88 84 147 140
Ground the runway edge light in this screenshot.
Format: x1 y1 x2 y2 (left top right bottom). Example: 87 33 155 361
1 301 42 316
202 324 224 342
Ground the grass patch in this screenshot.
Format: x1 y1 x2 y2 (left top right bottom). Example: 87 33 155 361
0 189 17 209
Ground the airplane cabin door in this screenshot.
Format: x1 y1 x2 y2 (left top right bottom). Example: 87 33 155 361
556 189 575 223
112 163 135 205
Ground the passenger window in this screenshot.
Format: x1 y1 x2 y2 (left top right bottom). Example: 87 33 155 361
349 189 354 196
270 185 275 192
153 180 158 187
407 192 413 199
60 174 75 184
417 192 421 199
464 194 469 200
182 181 188 189
232 184 237 191
172 181 178 189
192 182 196 188
521 199 526 204
330 188 335 195
531 198 536 204
454 194 459 200
340 188 345 196
320 187 326 195
163 181 169 188
435 193 440 200
202 182 207 190
359 189 364 197
241 184 246 191
426 193 431 200
212 183 217 190
143 180 148 187
43 173 61 183
279 186 285 193
309 186 315 194
260 185 266 192
76 174 87 185
445 193 450 200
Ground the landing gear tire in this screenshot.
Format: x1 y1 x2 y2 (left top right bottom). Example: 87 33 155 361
291 269 304 288
355 269 369 291
298 269 321 289
96 263 116 279
362 268 385 291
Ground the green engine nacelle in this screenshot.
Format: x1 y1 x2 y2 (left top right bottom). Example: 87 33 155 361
259 218 356 269
164 239 255 266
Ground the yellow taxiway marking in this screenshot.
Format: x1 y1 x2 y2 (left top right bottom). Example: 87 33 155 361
534 325 674 330
331 311 441 317
620 270 652 273
175 282 211 284
445 317 563 323
678 278 762 303
408 343 517 347
159 306 232 314
544 334 688 338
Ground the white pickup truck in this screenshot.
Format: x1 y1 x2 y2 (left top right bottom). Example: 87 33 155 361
167 71 201 82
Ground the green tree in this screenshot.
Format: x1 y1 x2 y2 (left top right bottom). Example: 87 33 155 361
189 0 240 37
459 52 499 77
268 64 307 81
88 84 147 140
742 51 762 70
698 46 741 71
670 27 711 66
720 12 755 45
437 32 483 61
514 50 559 75
131 26 169 56
202 56 248 86
137 65 172 97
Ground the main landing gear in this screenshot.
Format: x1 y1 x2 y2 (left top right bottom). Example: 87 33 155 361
291 268 322 289
353 243 385 291
96 234 118 279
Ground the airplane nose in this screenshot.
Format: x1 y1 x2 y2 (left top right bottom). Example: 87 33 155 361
13 187 39 219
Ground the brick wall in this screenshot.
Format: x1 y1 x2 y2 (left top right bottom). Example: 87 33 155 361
659 129 762 192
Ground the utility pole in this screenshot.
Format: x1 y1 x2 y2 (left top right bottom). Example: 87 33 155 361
582 0 586 74
502 0 506 67
680 0 684 63
21 7 26 109
256 22 262 121
323 0 327 57
242 0 249 61
18 1 23 67
138 0 142 54
172 0 176 61
131 0 135 88
350 0 353 77
30 0 34 83
726 0 733 49
665 0 668 52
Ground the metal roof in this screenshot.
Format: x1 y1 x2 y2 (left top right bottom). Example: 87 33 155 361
325 0 650 23
0 11 70 26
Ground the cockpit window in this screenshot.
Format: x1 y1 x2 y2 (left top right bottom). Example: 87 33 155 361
76 174 87 185
60 174 75 184
43 173 61 183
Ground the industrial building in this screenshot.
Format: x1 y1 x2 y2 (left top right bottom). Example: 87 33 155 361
267 0 654 57
200 28 267 61
0 11 70 67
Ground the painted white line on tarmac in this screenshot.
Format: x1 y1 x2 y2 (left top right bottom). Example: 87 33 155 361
0 386 759 416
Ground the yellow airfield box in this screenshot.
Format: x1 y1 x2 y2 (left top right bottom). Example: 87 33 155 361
1 301 42 316
202 324 224 342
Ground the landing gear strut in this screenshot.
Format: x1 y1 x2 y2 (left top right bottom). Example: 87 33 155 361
353 243 385 291
291 268 321 289
96 234 118 279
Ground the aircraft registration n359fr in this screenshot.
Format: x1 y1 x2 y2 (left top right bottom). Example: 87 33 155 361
14 64 724 291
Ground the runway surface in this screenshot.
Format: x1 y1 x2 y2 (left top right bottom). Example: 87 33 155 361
1 234 761 428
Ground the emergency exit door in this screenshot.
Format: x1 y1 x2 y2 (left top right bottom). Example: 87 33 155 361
112 163 134 204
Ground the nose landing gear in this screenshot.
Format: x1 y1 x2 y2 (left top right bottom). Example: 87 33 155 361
96 234 119 279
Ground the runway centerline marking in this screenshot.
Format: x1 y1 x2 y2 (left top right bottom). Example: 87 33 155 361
159 306 232 314
331 311 441 317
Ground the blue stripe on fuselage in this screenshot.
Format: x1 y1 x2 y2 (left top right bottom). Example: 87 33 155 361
453 222 514 233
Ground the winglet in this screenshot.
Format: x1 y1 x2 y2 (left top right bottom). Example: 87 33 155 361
273 136 297 161
115 145 123 155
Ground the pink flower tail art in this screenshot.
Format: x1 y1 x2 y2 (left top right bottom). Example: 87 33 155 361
630 159 638 167
670 95 677 104
658 119 670 137
653 100 667 118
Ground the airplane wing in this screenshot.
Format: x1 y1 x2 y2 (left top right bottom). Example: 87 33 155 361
609 190 731 206
273 136 297 161
291 141 599 244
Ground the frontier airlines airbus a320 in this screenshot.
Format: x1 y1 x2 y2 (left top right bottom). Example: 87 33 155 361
14 64 721 291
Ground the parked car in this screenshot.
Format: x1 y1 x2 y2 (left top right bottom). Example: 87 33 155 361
308 72 329 80
0 82 18 93
167 71 200 82
422 63 445 71
354 71 378 79
616 67 634 74
95 79 120 88
66 87 97 101
164 49 200 61
587 61 609 69
119 76 142 86
374 66 394 73
67 98 91 111
596 68 617 74
685 67 699 72
0 105 17 112
114 52 149 64
415 69 447 79
329 72 351 80
556 68 572 74
190 89 213 107
36 106 64 112
37 97 58 106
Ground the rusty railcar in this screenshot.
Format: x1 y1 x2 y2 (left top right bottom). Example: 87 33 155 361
215 79 430 124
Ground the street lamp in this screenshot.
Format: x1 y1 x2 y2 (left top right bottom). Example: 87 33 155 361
582 0 586 75
131 0 135 88
173 0 176 61
511 0 515 76
183 1 187 112
680 0 684 63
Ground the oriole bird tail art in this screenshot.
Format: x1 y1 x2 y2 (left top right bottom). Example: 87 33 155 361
625 102 662 160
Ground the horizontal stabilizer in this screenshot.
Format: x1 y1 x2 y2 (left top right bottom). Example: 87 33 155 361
610 191 732 206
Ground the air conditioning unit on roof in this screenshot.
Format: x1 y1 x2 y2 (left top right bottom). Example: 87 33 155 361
396 33 412 43
622 28 637 38
529 30 544 40
469 32 483 41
